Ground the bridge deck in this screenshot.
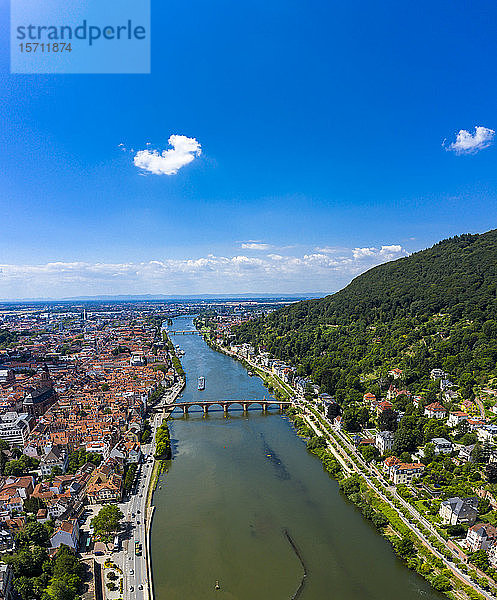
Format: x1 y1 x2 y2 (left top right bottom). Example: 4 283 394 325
167 399 291 414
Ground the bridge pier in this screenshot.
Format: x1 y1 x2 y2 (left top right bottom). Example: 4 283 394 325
243 403 248 412
183 406 188 415
263 404 267 413
224 404 229 415
279 403 284 410
203 404 208 415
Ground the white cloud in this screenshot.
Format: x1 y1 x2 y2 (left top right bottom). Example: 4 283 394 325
241 242 272 250
380 244 402 254
445 126 495 155
133 135 202 175
314 246 341 254
0 244 408 298
353 245 405 260
352 247 376 259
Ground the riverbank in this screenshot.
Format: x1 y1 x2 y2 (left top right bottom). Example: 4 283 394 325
202 334 293 401
204 333 494 600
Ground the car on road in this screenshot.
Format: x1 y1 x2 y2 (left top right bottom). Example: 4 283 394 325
130 569 134 575
129 586 134 592
138 584 143 590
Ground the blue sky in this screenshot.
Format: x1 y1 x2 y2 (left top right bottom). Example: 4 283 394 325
1 0 497 298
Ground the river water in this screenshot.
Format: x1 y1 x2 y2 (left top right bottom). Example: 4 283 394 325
151 316 442 600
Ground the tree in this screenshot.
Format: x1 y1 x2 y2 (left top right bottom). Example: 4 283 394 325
470 549 490 572
422 443 435 465
17 522 50 547
378 408 397 432
45 545 82 600
446 524 466 537
124 463 138 493
4 455 39 476
23 496 46 514
431 574 452 592
486 462 497 483
13 576 35 600
342 407 361 432
4 546 48 578
471 443 486 464
50 466 63 478
360 445 380 463
91 505 123 536
307 436 327 452
393 536 416 560
339 474 362 497
326 402 340 419
393 430 417 455
478 498 491 516
155 421 172 459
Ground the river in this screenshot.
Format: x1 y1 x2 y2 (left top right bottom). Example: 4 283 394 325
151 316 442 600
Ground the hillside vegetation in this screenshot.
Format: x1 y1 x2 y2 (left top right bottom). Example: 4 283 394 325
234 230 497 401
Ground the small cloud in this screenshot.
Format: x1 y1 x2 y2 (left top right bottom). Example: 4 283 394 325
380 244 402 254
241 242 271 250
314 246 341 254
352 247 376 259
134 135 202 175
353 245 404 260
118 142 127 152
444 126 495 155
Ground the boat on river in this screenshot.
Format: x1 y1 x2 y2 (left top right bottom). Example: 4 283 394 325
198 376 205 390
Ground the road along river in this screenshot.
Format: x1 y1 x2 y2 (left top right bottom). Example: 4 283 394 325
151 316 443 600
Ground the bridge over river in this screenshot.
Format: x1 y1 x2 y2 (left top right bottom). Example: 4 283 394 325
168 399 291 415
165 330 202 335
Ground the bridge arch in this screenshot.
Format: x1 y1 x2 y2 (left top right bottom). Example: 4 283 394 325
245 400 266 410
226 401 246 411
170 402 205 415
203 402 226 413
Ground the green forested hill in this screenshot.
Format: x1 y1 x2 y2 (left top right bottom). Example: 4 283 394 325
234 230 497 401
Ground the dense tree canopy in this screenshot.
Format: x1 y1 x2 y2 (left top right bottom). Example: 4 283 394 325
234 230 497 397
91 505 123 536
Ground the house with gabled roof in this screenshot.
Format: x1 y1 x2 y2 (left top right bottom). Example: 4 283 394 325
466 523 497 552
50 518 80 551
439 496 478 525
424 402 447 419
